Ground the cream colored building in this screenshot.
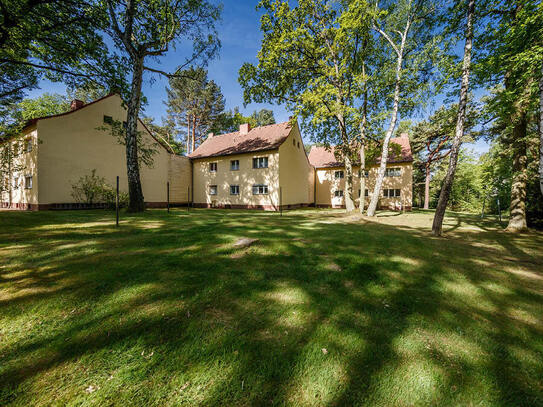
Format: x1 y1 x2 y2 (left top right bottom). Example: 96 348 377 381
1 94 413 212
188 121 314 210
308 134 413 210
1 94 191 210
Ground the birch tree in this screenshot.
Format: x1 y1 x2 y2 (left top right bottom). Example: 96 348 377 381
432 0 474 236
366 0 444 216
106 0 220 212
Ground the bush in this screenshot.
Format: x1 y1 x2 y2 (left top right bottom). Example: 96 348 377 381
71 170 129 208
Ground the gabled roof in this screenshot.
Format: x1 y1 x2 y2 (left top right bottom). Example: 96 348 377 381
22 93 175 154
308 135 413 168
188 122 293 159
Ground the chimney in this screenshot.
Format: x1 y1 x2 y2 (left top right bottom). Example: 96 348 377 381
70 99 84 111
239 123 251 135
207 132 214 138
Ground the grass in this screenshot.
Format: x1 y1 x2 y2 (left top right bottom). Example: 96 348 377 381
0 208 542 406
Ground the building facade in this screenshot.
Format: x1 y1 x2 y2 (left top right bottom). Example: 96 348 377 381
1 94 413 212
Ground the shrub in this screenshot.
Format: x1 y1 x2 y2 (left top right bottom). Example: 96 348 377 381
71 170 129 208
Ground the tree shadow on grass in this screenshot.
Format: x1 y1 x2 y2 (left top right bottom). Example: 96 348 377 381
0 209 542 406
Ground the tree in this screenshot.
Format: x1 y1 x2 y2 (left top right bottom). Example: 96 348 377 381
106 0 220 212
366 0 445 217
412 103 478 209
473 0 543 232
250 109 276 127
240 0 373 212
0 0 122 109
166 67 225 154
432 0 475 236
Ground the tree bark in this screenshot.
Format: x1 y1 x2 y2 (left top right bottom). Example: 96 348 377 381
125 56 146 212
423 163 431 209
432 0 474 236
539 61 543 198
344 154 356 212
186 113 191 154
506 113 528 232
366 51 403 216
359 69 368 214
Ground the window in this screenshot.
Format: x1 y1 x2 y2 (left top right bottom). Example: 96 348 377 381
334 170 344 179
230 185 240 195
103 115 113 124
383 189 401 198
24 175 33 189
253 157 268 169
358 169 369 178
122 121 127 129
209 185 217 195
209 162 217 172
24 139 32 153
13 177 19 190
334 190 344 197
385 167 401 177
230 160 239 171
252 184 268 195
358 189 369 197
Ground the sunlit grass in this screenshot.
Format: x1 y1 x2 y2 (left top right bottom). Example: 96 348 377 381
0 208 542 406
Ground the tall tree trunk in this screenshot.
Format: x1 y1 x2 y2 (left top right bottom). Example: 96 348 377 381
191 116 196 153
186 113 191 154
366 47 404 216
344 154 355 212
506 113 528 232
125 56 146 212
423 163 431 209
432 0 474 236
359 69 368 214
539 62 543 197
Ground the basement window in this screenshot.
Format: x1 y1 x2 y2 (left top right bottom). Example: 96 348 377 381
252 184 268 195
209 185 217 195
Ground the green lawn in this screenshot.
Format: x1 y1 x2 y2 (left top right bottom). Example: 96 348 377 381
1 208 542 406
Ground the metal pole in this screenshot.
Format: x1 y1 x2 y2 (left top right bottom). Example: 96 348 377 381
167 181 170 213
280 186 282 216
116 176 119 227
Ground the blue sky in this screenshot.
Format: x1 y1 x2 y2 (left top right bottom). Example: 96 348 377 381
30 1 490 154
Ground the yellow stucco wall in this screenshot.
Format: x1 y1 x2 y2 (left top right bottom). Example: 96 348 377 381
278 124 314 206
315 162 413 209
0 127 39 206
168 154 192 203
31 95 190 206
192 150 280 208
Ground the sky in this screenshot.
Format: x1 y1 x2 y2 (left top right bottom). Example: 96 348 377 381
30 0 490 154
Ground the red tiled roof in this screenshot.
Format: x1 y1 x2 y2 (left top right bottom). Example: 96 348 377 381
188 122 293 159
308 135 413 168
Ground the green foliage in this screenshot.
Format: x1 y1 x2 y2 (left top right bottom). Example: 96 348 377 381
71 169 128 207
215 107 276 133
0 0 123 110
166 67 225 152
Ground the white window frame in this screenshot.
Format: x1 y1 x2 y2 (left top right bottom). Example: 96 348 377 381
334 190 344 198
253 157 268 169
230 160 239 171
24 175 33 189
385 167 401 177
24 139 32 153
252 184 268 195
209 185 217 195
209 162 218 172
334 170 344 179
230 185 240 195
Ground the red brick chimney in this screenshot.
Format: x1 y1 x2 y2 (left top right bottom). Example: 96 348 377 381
239 123 251 135
70 99 84 111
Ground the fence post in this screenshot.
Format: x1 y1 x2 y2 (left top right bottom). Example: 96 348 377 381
280 186 282 216
116 176 119 227
167 181 170 213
